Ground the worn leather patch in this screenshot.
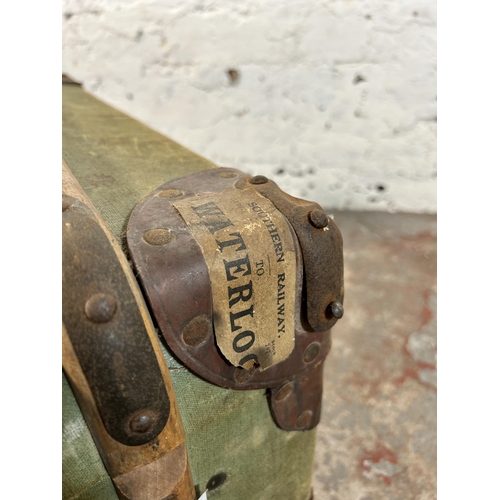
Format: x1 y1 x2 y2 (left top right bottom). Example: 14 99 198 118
173 188 296 370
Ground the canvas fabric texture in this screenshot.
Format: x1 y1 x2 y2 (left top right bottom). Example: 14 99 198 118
62 84 316 500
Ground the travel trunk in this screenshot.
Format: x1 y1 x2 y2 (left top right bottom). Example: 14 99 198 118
62 81 343 500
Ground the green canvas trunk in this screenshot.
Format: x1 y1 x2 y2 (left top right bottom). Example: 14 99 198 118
62 83 316 500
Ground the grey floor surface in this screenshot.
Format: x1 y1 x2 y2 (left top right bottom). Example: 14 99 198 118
312 211 437 500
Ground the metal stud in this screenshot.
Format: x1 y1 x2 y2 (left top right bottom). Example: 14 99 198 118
303 342 321 364
182 315 211 346
85 293 117 323
234 366 254 384
129 411 157 434
216 170 238 179
308 209 329 229
329 301 344 319
249 175 268 184
275 382 294 402
142 228 174 246
62 195 73 212
157 189 184 199
296 410 313 429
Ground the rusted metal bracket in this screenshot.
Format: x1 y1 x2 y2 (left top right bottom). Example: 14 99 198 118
63 194 171 447
62 162 196 499
236 175 344 333
269 362 325 430
126 168 344 431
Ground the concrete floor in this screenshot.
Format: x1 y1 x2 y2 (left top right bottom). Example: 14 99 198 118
313 211 437 500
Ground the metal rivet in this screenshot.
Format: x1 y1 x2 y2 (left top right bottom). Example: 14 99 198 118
182 315 211 346
142 228 174 246
296 410 313 429
329 301 344 319
308 209 329 229
303 342 321 364
216 170 238 179
249 175 268 184
62 195 73 212
157 189 184 199
206 472 227 491
129 410 157 434
275 382 294 402
85 293 117 323
234 366 254 384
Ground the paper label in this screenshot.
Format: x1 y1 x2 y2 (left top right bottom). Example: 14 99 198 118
173 188 296 370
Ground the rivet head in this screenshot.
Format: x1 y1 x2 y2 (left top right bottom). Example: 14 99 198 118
182 315 211 346
296 410 313 429
85 293 117 323
329 301 344 319
206 472 227 491
62 195 73 212
249 175 268 185
308 209 329 229
157 189 184 199
303 342 321 364
129 410 157 434
216 170 238 178
142 228 174 246
275 382 294 402
234 366 255 384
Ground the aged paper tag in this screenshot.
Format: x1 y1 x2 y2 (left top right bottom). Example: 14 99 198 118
172 188 296 370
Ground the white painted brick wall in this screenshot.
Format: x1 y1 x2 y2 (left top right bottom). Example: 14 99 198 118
63 0 436 213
